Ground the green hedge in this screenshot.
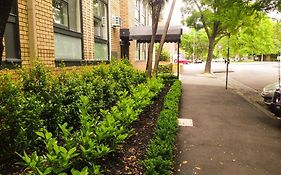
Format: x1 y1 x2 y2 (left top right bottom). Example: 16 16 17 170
142 80 182 175
18 77 163 174
158 64 173 74
0 60 148 166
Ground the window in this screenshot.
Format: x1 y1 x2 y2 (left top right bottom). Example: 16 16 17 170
94 0 109 60
4 0 20 61
135 43 146 61
135 0 146 26
135 0 140 23
53 0 69 28
52 0 82 61
53 0 81 32
94 0 108 40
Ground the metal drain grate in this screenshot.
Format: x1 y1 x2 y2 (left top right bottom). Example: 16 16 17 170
178 118 193 127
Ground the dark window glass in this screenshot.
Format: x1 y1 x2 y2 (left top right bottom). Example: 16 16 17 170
4 0 20 60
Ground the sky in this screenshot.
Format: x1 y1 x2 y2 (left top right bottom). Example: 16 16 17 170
163 0 184 25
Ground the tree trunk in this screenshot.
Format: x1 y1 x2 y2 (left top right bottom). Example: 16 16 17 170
146 4 161 78
0 0 15 65
204 21 220 74
154 0 176 75
204 36 215 74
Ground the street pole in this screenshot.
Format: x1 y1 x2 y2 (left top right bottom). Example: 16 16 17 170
277 15 281 90
226 33 230 90
177 42 180 79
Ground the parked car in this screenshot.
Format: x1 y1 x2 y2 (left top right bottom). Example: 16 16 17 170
213 58 225 62
173 53 191 64
261 82 279 106
194 59 203 63
261 82 281 116
174 58 191 64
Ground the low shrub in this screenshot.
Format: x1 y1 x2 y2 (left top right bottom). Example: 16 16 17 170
158 74 178 85
142 80 181 175
158 64 173 74
18 77 164 174
160 50 169 61
0 60 147 168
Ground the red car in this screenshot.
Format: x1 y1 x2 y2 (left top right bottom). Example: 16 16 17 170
174 58 191 64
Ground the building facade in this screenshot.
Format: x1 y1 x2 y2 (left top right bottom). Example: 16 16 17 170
2 0 151 70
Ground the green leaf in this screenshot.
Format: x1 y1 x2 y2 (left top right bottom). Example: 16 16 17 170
59 146 67 154
68 147 77 156
43 167 53 174
35 131 45 138
23 151 31 164
45 131 53 140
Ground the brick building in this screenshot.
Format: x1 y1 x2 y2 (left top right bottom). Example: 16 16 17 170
2 0 151 70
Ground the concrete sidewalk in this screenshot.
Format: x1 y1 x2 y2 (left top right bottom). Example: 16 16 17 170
174 68 281 175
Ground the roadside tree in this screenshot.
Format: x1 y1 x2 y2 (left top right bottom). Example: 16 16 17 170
154 0 176 75
182 0 260 74
144 0 167 77
217 15 280 59
181 29 208 61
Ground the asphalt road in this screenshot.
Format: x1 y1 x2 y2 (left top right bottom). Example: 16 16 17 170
183 62 279 92
182 62 281 116
212 62 279 92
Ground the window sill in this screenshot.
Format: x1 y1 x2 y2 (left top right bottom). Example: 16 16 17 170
135 60 146 63
54 25 82 38
55 59 110 67
0 59 21 69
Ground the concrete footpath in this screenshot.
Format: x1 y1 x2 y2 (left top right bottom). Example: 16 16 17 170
174 66 281 175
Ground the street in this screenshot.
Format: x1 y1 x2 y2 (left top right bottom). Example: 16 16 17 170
182 62 281 117
174 62 281 175
184 62 279 92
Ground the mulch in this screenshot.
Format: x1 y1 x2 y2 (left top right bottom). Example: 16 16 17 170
100 84 171 175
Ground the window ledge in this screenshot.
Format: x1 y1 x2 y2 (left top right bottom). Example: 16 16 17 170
55 59 110 67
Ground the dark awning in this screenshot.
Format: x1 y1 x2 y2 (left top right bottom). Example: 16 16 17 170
129 25 182 43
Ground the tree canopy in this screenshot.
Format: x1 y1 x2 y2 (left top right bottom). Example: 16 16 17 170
216 15 281 59
182 0 262 73
181 29 208 60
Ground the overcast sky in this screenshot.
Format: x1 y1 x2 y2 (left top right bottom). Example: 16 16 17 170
163 0 184 25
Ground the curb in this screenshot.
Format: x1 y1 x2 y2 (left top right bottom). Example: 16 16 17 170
218 76 280 120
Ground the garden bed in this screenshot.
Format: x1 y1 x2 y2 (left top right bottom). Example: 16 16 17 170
101 84 171 175
0 60 180 174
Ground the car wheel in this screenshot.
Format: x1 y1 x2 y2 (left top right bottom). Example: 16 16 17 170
272 90 281 116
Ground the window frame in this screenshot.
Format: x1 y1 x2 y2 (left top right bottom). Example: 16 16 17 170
52 0 70 29
52 0 84 61
94 0 110 61
3 0 21 66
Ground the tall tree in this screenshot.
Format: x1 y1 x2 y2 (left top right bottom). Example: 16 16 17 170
217 15 280 59
181 29 208 60
0 0 15 66
182 0 259 74
154 0 176 75
144 0 166 77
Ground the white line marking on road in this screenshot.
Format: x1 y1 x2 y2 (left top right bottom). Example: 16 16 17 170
178 118 193 127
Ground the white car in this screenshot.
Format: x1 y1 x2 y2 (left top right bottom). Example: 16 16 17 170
261 82 279 105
